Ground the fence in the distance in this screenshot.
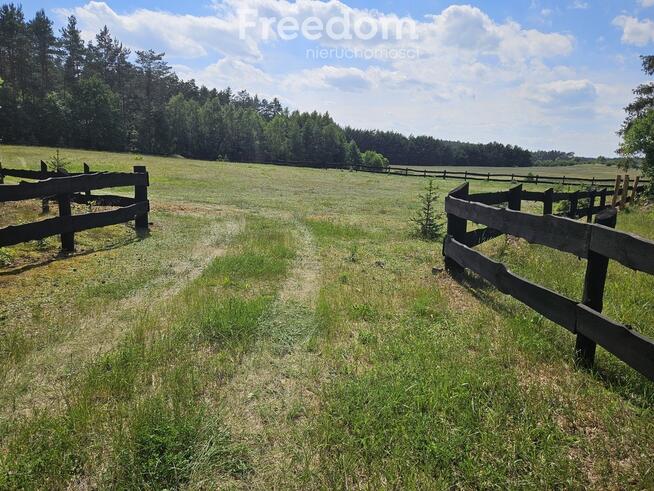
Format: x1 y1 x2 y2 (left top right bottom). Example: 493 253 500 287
0 163 149 253
442 182 654 381
248 160 650 189
352 164 651 189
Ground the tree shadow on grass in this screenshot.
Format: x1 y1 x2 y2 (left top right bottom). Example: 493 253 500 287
0 235 144 277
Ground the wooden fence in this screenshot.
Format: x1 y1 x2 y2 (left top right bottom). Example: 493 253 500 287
0 163 149 252
442 182 654 381
231 159 651 190
352 164 651 189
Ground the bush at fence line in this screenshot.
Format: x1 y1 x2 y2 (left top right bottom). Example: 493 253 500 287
411 180 443 240
45 150 72 174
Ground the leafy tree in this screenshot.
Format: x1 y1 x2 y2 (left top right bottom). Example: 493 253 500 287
619 56 654 180
70 76 123 150
345 140 362 167
362 150 389 168
620 110 654 177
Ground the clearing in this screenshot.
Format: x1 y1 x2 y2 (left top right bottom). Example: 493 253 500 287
1 145 653 489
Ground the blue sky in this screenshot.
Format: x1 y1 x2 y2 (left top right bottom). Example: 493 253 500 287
20 0 654 156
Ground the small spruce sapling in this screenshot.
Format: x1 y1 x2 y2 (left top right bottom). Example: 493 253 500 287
412 180 443 240
46 150 72 174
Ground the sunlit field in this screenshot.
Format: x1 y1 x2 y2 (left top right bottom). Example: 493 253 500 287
1 145 652 489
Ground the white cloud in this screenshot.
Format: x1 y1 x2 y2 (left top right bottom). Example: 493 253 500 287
522 79 598 106
174 57 275 96
52 1 626 155
569 1 589 9
640 0 654 7
613 15 654 46
55 1 261 59
58 1 573 66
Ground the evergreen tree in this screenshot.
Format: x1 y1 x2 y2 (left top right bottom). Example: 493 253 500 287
60 16 85 89
28 9 57 97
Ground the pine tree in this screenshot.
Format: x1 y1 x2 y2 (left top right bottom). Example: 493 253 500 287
60 16 85 90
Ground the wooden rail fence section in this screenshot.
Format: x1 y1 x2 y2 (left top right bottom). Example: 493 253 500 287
350 164 651 189
215 159 651 190
0 164 149 252
443 182 654 381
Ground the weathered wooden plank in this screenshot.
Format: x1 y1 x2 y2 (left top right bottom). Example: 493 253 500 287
0 173 148 202
0 202 149 247
443 236 578 332
521 190 546 202
462 227 504 247
73 202 149 231
589 225 654 275
467 191 509 205
576 304 654 381
445 196 590 258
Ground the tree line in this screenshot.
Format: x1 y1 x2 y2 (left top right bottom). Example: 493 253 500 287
344 128 533 167
0 4 365 165
1 3 538 168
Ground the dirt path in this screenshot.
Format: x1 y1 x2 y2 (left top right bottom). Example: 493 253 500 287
216 219 324 489
3 217 244 417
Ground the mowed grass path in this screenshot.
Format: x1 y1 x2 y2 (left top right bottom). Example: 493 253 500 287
0 145 652 489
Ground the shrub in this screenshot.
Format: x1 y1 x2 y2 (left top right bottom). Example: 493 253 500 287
361 150 389 169
46 149 72 174
411 180 442 240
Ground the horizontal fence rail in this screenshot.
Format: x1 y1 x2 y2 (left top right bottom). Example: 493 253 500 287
233 159 651 189
0 164 149 253
0 172 148 203
442 182 654 382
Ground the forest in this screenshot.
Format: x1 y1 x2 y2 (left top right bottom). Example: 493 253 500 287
1 3 536 167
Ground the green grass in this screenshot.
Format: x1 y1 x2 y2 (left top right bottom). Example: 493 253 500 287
0 144 653 489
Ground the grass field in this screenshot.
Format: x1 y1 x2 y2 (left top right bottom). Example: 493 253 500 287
1 145 653 489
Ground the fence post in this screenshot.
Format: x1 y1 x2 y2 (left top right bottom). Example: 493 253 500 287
134 165 149 230
569 191 579 218
562 176 566 186
535 175 540 185
487 172 490 182
611 175 622 207
445 182 469 276
587 190 596 222
0 162 4 184
631 176 640 204
508 184 522 211
599 188 607 209
543 188 553 215
83 163 92 198
40 161 49 214
444 169 447 180
57 193 75 252
464 170 468 181
576 208 618 369
621 174 630 209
